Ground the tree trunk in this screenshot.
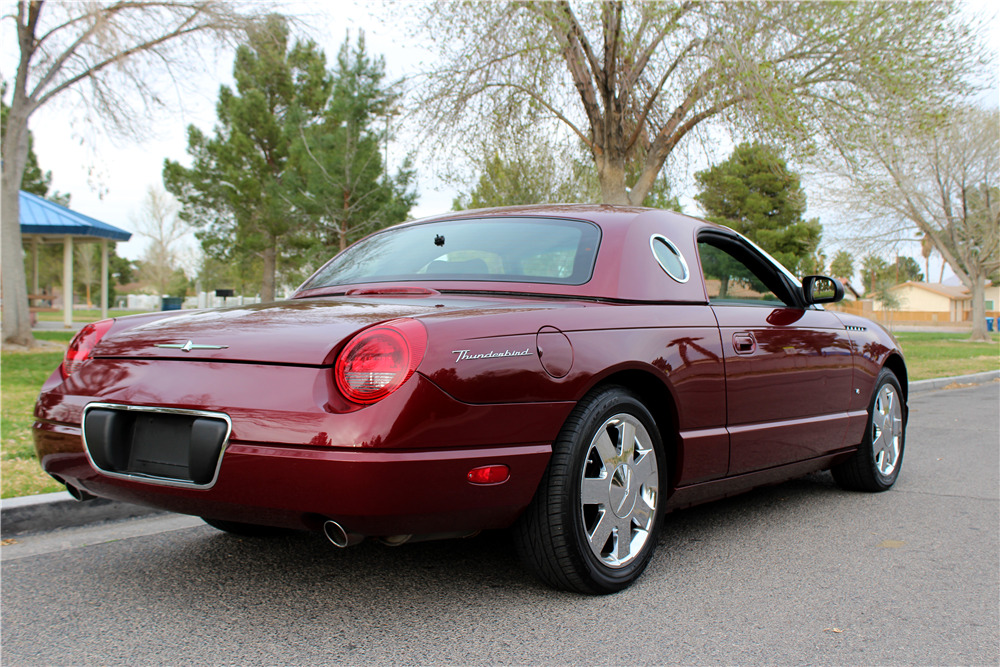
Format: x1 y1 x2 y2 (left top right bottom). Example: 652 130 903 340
340 189 350 251
1 101 34 347
261 244 276 302
967 273 990 342
595 154 629 205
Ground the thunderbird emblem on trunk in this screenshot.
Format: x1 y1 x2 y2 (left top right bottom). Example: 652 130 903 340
154 341 229 352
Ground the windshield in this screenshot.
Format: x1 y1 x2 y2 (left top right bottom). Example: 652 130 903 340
300 217 602 290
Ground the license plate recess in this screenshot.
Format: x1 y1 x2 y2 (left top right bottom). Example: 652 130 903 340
82 404 231 488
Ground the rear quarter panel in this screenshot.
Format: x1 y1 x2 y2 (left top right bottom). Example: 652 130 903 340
418 302 728 485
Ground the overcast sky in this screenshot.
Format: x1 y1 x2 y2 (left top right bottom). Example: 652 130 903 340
2 0 447 265
3 0 996 284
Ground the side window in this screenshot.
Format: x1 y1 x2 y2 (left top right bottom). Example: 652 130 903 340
697 236 789 306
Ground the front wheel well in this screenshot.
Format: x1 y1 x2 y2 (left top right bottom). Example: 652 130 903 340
882 353 909 405
582 369 681 492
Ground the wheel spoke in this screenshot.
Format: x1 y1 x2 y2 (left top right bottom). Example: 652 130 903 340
588 509 614 553
614 518 632 561
619 420 636 458
581 476 608 505
632 448 657 482
592 429 618 465
872 422 885 450
631 497 653 530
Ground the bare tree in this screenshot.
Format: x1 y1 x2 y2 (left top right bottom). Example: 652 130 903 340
1 1 267 346
132 186 191 295
840 106 999 342
414 2 982 207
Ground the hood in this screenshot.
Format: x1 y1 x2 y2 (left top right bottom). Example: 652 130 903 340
93 298 442 366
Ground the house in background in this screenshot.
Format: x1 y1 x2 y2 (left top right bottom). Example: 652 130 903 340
873 281 1000 322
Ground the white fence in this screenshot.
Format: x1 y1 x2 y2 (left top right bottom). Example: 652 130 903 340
124 293 263 311
193 292 262 309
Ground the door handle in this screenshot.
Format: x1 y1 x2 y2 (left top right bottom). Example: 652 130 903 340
733 332 757 355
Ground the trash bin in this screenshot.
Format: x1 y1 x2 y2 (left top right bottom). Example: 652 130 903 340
987 317 995 332
162 297 183 311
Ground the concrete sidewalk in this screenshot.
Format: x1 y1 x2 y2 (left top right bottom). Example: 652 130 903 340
3 369 997 539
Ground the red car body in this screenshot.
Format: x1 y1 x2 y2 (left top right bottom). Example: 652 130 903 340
33 205 907 593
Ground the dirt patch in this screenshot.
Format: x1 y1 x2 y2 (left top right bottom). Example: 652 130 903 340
943 381 979 390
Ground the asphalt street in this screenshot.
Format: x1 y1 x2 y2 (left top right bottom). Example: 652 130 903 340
2 382 998 665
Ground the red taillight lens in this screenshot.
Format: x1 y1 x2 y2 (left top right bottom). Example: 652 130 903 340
335 318 427 404
60 319 114 378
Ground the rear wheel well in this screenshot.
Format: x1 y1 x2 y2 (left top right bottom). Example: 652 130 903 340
584 370 681 492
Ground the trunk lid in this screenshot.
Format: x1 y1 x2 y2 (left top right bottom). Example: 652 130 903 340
93 298 441 366
91 294 566 366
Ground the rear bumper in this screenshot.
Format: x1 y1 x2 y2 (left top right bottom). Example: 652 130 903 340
34 421 551 536
33 359 566 536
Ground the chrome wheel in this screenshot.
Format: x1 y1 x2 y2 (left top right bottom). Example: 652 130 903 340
580 413 659 568
871 383 903 476
514 386 665 593
832 368 907 493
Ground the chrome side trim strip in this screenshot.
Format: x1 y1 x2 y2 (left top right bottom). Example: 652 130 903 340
81 402 233 490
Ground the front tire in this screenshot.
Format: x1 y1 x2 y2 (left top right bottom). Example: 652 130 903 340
514 386 665 594
832 368 906 492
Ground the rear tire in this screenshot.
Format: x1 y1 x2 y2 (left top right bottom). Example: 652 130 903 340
832 368 906 492
514 386 665 594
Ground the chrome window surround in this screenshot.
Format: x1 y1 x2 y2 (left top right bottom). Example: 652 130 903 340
735 231 802 288
81 402 232 490
649 234 690 283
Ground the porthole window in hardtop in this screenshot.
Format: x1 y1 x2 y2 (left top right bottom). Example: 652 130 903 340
301 217 602 289
650 234 690 283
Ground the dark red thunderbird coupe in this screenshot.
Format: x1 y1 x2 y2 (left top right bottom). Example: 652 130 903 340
34 205 907 593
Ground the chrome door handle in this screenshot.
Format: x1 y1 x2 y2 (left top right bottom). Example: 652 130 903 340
733 332 756 355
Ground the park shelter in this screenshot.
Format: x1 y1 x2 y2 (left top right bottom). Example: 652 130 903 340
18 190 132 326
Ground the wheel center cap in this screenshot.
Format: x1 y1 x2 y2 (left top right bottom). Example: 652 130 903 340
609 463 637 518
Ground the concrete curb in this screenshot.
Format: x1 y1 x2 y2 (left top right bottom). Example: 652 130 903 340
3 370 997 538
909 370 999 394
1 491 164 538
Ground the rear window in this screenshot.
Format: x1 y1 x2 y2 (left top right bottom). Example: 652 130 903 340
301 217 602 289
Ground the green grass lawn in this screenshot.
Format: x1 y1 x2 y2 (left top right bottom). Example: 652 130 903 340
893 332 999 381
2 331 74 498
1 329 996 499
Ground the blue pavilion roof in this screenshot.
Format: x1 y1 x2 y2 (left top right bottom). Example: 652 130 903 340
19 190 131 242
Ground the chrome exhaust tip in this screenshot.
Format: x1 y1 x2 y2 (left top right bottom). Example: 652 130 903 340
322 520 363 548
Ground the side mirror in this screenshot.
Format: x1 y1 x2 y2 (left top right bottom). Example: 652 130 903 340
802 275 845 305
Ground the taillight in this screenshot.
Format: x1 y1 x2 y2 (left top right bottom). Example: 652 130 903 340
60 319 114 378
335 318 427 404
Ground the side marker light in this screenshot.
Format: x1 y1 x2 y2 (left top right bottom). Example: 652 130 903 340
467 465 510 485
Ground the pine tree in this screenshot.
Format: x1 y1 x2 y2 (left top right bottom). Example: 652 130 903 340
287 32 416 261
695 143 821 275
164 15 331 301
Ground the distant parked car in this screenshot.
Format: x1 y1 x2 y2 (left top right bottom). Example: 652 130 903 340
34 205 907 593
